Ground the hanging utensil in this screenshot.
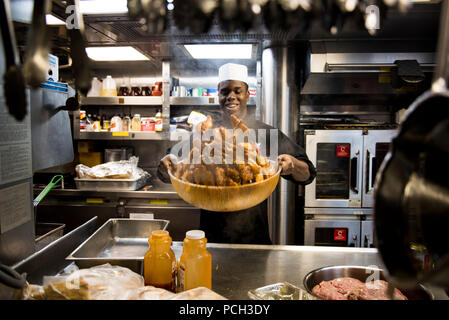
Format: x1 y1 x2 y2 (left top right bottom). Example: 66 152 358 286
127 0 143 19
219 0 239 32
141 0 168 34
67 0 92 96
23 0 50 88
33 175 63 227
0 0 27 121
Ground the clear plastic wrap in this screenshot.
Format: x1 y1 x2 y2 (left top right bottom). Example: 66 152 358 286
42 264 144 300
75 156 150 180
23 264 227 300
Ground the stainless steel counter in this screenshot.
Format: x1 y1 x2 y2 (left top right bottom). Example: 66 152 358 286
13 218 449 300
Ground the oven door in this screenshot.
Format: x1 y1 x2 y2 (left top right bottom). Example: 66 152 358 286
304 216 361 247
362 129 397 208
305 130 364 208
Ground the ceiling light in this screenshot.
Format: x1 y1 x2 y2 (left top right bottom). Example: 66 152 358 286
183 44 253 59
79 0 128 14
46 14 65 25
86 47 149 61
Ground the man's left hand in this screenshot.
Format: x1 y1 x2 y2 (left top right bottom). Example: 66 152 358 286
277 154 311 183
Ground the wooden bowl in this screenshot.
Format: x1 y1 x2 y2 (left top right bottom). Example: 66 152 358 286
168 162 281 212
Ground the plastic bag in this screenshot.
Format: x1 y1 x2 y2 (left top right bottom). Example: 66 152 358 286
42 264 144 300
76 156 150 181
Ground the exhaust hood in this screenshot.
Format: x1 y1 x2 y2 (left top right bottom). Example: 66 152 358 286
300 45 436 113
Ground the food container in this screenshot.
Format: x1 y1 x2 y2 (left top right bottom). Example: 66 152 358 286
168 161 281 212
74 175 148 191
303 265 434 300
248 282 317 300
66 218 170 273
104 148 133 163
141 117 155 131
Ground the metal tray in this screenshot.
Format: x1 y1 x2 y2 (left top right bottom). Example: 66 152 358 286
66 218 169 273
74 176 148 191
35 223 66 252
248 282 317 300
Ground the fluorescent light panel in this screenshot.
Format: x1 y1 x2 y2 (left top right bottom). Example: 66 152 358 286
79 0 128 14
184 44 253 59
86 47 149 61
46 14 65 25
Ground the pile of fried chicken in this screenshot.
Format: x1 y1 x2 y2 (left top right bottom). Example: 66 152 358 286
170 114 276 186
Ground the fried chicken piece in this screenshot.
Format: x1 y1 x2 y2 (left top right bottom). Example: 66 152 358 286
256 154 269 167
255 173 264 182
215 166 227 186
181 167 194 183
237 163 254 184
174 162 187 179
226 177 240 187
248 163 261 175
225 167 241 185
193 165 215 186
200 115 213 133
230 114 248 131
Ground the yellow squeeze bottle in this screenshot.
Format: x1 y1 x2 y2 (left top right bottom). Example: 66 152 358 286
144 230 176 292
178 230 212 292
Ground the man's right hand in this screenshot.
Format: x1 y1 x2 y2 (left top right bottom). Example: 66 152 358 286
157 154 178 183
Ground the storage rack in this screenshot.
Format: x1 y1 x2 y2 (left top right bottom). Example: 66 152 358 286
73 61 258 142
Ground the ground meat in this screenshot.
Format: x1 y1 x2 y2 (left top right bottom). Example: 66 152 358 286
347 280 408 300
312 278 408 300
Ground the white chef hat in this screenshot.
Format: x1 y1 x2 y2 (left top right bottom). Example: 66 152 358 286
218 63 248 84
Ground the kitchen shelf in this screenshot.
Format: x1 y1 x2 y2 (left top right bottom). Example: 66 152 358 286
80 96 163 106
170 96 256 106
78 131 168 140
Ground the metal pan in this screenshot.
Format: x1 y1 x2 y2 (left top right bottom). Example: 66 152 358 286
66 218 169 274
303 265 433 300
374 0 449 288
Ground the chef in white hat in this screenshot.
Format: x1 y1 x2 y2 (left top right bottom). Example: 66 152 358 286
217 63 250 121
158 63 316 245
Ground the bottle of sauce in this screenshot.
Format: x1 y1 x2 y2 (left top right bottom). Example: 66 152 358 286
131 114 141 131
155 109 163 132
144 230 176 292
122 114 131 132
177 230 212 292
110 114 122 132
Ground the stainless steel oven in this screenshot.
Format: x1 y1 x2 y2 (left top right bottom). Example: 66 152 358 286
303 129 396 247
304 208 375 247
304 129 397 208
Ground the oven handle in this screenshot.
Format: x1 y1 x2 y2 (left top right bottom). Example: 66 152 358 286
350 151 360 194
366 149 375 194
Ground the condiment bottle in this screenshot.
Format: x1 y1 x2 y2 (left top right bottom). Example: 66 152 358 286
144 230 177 292
155 109 163 132
101 75 117 97
122 114 130 132
131 114 141 131
177 230 212 292
110 114 122 132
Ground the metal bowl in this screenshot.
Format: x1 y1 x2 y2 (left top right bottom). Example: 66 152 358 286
168 162 281 212
303 265 433 300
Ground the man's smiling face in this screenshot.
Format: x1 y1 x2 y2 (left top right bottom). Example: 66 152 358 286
218 80 250 121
